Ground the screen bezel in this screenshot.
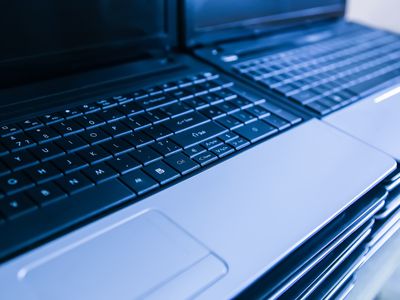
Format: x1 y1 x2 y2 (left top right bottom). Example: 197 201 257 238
1 0 177 89
182 0 346 47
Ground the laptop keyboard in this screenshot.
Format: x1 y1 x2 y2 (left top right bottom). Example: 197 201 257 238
233 27 400 115
0 71 302 258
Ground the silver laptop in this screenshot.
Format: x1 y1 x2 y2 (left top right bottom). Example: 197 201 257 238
183 0 400 160
324 83 400 161
0 1 396 299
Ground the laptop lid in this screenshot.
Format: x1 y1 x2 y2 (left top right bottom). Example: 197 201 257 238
182 0 346 47
0 0 176 91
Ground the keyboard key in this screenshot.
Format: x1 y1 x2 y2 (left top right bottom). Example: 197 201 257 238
118 101 144 116
216 115 243 130
2 132 36 152
79 128 111 145
123 131 153 148
97 107 126 123
130 146 162 166
2 152 38 171
201 138 223 150
260 102 302 125
291 90 319 104
123 115 152 131
143 161 180 184
143 125 172 141
163 112 208 133
200 105 226 119
82 163 119 184
171 122 227 149
56 172 94 195
185 145 206 158
25 162 63 184
101 122 131 137
230 97 253 109
138 94 176 110
131 89 148 99
227 137 250 150
0 123 21 137
144 109 169 124
145 86 163 96
211 144 235 158
56 135 88 153
77 102 101 114
151 139 181 156
184 97 208 109
231 110 257 124
214 88 237 100
347 70 400 96
39 113 64 125
52 119 84 136
219 132 239 143
121 169 159 195
193 151 218 166
262 114 291 130
30 144 65 161
28 127 60 144
165 152 200 175
17 118 43 131
61 108 82 119
0 171 35 195
26 183 67 206
77 146 113 165
161 102 193 118
96 98 118 109
199 93 224 105
101 139 133 156
167 88 192 100
215 101 240 114
110 94 133 104
235 120 278 143
74 114 105 129
246 105 271 119
52 154 88 174
306 101 331 115
107 154 141 174
0 195 37 220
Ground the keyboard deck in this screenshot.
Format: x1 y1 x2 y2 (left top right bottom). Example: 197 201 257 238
233 26 400 116
0 71 302 259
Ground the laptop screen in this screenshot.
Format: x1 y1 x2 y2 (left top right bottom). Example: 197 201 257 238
185 0 345 46
0 0 172 89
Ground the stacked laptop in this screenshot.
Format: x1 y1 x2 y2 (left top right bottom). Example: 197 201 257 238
0 0 399 299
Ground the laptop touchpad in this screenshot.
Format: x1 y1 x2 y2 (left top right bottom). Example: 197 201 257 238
19 210 227 300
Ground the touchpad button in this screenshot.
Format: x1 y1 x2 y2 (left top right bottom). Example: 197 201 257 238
19 210 227 300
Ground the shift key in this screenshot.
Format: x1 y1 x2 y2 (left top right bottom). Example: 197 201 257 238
171 122 227 149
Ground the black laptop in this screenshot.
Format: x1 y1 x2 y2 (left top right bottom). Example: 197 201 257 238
183 0 400 116
0 0 309 261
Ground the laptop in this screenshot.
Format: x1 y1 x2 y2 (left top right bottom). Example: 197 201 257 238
184 0 400 163
0 1 396 299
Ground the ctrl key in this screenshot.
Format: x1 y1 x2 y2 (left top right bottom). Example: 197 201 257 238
0 195 37 220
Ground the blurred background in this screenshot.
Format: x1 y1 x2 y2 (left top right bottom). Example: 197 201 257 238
347 0 400 33
347 2 400 299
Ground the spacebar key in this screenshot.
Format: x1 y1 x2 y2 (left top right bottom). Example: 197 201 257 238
171 121 227 149
0 179 135 260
